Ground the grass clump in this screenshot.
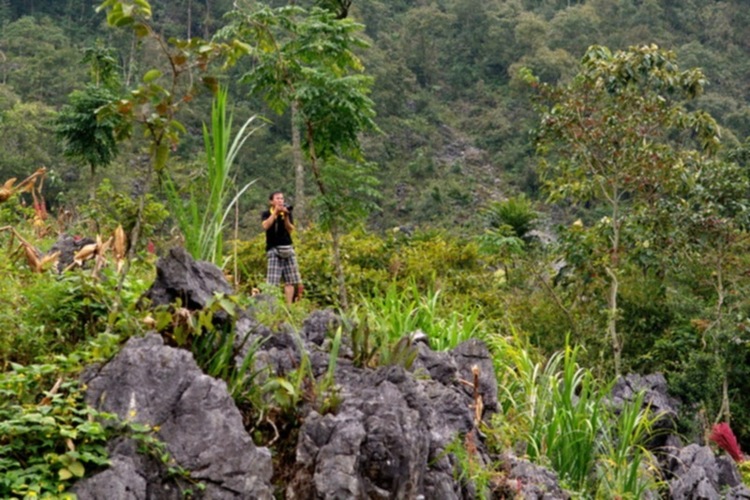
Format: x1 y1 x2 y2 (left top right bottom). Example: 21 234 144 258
487 334 663 498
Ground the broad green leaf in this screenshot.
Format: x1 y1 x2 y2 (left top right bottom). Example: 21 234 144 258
169 120 187 135
69 460 85 478
154 143 170 172
143 69 162 83
133 22 150 38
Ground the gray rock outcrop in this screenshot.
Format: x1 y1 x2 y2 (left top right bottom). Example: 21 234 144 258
667 443 750 500
140 246 232 310
610 373 680 451
279 329 552 499
74 248 568 499
498 453 569 499
73 334 273 499
48 234 96 271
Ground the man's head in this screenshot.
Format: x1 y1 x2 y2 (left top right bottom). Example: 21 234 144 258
269 191 285 208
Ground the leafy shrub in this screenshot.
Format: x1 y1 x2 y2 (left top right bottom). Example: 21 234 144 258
484 195 538 240
23 272 112 343
0 363 112 498
78 178 168 241
487 336 662 496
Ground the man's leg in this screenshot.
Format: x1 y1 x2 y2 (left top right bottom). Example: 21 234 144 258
284 283 294 304
281 254 302 305
267 252 282 286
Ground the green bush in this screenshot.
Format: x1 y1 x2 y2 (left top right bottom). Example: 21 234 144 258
487 337 662 497
78 178 169 241
0 363 112 498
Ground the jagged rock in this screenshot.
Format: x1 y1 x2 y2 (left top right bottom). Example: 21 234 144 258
717 455 744 489
289 364 463 499
284 336 517 499
72 438 189 500
611 373 680 451
499 453 569 500
48 234 95 271
667 444 746 500
71 441 147 500
76 334 273 499
414 341 459 386
300 309 340 346
452 339 499 414
726 484 750 499
140 246 232 310
74 249 565 499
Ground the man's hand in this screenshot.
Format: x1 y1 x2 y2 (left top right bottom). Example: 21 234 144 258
275 205 290 219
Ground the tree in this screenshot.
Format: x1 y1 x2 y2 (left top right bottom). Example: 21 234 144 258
666 158 750 427
94 0 240 259
0 100 59 181
55 44 122 193
225 4 379 307
55 86 121 182
526 44 720 375
0 16 84 106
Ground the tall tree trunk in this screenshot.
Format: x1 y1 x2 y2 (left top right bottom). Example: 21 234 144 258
124 34 136 87
118 152 155 292
306 122 348 308
291 101 305 225
330 221 348 309
606 265 621 376
187 0 192 39
203 0 211 38
713 242 731 425
607 197 622 376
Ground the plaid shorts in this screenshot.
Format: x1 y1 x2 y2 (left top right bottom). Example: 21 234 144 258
266 248 302 286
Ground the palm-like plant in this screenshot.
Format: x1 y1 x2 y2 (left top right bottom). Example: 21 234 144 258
165 87 258 266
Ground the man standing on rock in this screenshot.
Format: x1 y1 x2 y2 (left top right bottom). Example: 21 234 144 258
261 191 302 304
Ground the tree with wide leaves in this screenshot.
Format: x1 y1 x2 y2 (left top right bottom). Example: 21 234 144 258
525 44 720 375
223 4 379 308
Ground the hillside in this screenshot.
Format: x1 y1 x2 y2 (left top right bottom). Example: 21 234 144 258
3 1 750 229
3 0 750 498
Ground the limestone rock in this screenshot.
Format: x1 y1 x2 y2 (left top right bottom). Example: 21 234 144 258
76 334 273 499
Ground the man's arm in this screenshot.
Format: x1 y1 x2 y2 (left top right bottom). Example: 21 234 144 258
261 210 277 231
283 211 295 233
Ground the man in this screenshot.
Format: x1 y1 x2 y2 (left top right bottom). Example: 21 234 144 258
261 191 302 304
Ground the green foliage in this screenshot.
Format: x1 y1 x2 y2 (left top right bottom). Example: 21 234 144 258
0 16 85 106
234 225 496 314
228 4 378 160
0 216 152 368
0 364 113 498
314 157 381 233
484 195 538 240
22 271 113 345
164 87 258 267
80 178 168 238
594 391 664 499
527 43 723 375
0 100 60 182
488 338 661 496
351 281 483 354
126 421 204 492
1 270 120 367
443 432 499 499
55 85 121 176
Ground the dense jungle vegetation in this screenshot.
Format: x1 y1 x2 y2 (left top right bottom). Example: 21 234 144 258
3 0 750 497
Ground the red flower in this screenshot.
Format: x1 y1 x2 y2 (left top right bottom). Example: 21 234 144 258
709 422 744 463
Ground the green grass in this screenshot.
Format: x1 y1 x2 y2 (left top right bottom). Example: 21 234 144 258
487 334 662 497
353 280 483 352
